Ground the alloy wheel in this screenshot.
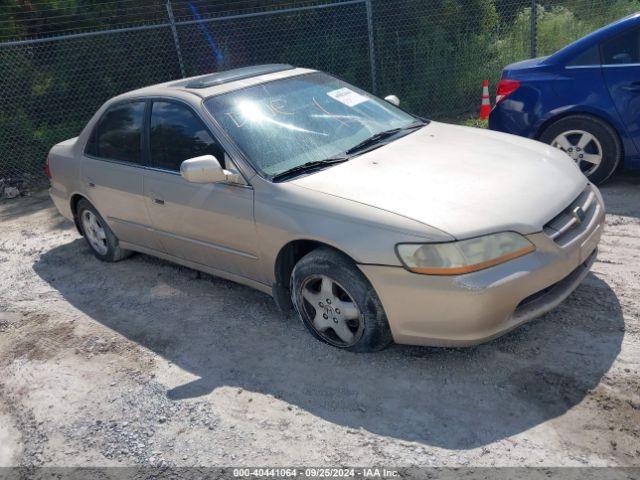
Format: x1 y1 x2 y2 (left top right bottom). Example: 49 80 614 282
300 274 364 347
551 129 603 176
81 210 108 256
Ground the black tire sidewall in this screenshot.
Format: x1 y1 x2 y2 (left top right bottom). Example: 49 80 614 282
76 199 121 262
539 115 622 185
290 247 393 352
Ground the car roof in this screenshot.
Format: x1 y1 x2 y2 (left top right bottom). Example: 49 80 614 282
176 64 295 88
546 12 640 64
112 64 316 103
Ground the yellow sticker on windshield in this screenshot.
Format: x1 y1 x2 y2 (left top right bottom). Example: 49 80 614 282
327 87 368 107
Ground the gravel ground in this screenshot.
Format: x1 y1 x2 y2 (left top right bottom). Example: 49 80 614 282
0 174 639 468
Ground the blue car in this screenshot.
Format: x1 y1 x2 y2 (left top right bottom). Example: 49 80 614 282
489 12 640 184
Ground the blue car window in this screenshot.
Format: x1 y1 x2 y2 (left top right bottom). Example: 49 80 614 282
568 46 601 66
602 27 640 65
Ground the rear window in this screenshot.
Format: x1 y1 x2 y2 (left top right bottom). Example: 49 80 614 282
86 101 146 164
602 27 640 65
568 45 601 66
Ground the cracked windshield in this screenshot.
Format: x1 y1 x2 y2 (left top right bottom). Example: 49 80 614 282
205 72 418 177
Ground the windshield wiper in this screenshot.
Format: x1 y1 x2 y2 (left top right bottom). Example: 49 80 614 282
343 121 426 156
272 157 349 182
270 121 426 182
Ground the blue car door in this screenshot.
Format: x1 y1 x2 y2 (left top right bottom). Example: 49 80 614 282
601 26 640 152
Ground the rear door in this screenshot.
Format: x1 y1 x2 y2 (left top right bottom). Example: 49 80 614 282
142 100 259 279
601 26 640 152
82 100 163 251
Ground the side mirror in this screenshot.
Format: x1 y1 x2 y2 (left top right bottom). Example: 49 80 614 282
384 95 400 106
180 155 241 184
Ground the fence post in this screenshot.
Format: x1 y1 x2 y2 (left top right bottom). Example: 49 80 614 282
365 0 377 94
166 0 186 78
530 0 538 58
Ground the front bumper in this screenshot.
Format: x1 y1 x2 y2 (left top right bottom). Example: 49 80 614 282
359 185 605 347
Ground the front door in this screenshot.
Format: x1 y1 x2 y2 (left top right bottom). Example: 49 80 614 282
142 100 259 280
601 26 640 153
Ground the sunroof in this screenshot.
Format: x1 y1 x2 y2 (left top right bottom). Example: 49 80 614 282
183 64 295 89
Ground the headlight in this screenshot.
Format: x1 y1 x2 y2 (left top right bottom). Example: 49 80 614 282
396 232 535 275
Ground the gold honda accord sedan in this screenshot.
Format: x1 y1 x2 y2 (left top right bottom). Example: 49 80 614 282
47 64 605 352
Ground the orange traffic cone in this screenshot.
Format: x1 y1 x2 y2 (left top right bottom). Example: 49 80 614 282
480 80 491 120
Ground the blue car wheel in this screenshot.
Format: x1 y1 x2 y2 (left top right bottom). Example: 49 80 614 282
539 115 622 185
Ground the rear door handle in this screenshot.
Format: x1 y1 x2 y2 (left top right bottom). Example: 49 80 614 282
87 178 96 188
154 198 165 205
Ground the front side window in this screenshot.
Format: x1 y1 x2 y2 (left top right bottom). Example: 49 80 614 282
602 28 640 65
149 101 224 171
204 72 418 178
90 101 146 164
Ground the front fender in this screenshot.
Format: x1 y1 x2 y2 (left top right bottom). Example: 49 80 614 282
253 184 454 285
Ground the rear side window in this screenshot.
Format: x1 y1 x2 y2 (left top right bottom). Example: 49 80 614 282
602 28 640 65
149 101 224 171
568 45 601 66
88 101 146 164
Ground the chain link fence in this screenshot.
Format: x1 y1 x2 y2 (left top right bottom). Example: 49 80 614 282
0 0 637 190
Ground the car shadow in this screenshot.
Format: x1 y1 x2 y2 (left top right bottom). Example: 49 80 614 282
33 240 624 450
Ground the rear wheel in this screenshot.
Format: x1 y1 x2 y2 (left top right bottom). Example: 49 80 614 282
76 199 131 262
290 247 393 352
539 115 622 185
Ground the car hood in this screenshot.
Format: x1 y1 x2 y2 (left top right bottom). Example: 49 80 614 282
291 122 588 239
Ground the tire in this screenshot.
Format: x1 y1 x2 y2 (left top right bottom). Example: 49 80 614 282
538 114 622 185
290 247 393 352
76 199 132 262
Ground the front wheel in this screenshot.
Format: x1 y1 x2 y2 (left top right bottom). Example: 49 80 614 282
290 247 392 352
539 114 622 185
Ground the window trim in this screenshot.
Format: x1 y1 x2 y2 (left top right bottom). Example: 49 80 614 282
565 65 601 70
83 99 149 167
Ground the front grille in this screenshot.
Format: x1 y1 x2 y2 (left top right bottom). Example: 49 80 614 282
517 284 556 308
543 185 600 247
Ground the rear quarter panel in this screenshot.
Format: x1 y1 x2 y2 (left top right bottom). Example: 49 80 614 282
490 65 563 138
543 67 638 163
548 67 620 131
49 137 80 221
